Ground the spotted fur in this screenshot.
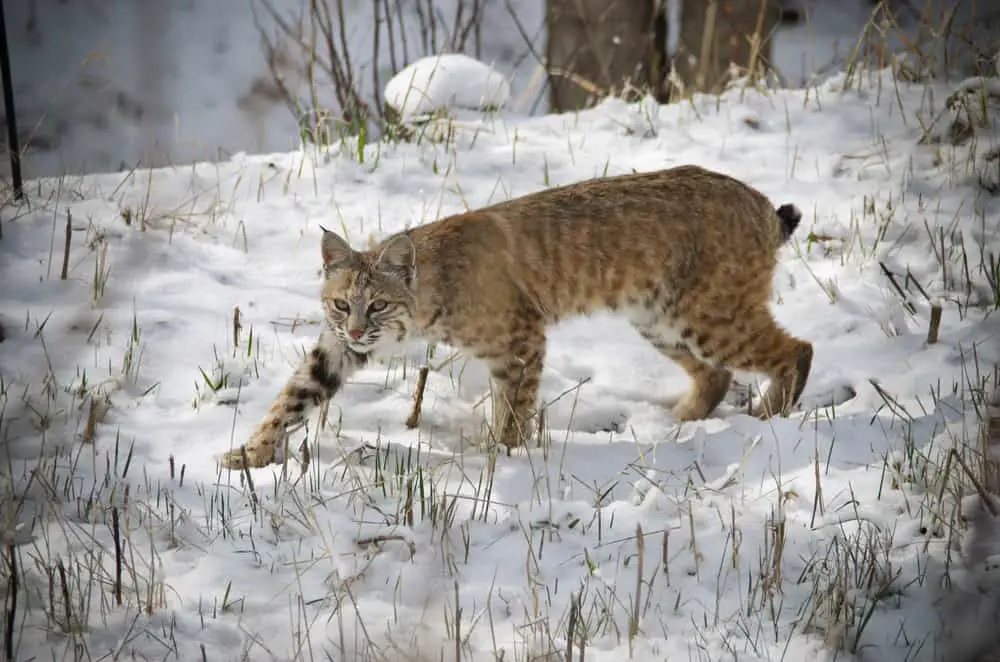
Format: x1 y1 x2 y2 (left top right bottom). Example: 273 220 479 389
219 165 813 470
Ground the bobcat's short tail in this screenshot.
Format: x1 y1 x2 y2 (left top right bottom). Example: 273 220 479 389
775 204 802 244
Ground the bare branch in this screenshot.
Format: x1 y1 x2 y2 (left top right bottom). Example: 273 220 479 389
250 0 514 136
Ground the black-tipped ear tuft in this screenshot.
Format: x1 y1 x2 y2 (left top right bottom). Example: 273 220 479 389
321 228 354 271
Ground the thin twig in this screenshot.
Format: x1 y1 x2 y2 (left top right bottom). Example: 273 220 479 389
406 366 430 429
5 544 16 662
60 210 71 281
926 302 942 344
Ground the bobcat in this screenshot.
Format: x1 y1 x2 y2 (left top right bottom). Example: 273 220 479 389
219 165 813 470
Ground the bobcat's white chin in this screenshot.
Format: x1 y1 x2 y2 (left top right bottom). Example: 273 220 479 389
346 331 400 356
347 340 375 353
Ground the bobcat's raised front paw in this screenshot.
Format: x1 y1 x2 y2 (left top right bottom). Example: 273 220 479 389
219 426 284 470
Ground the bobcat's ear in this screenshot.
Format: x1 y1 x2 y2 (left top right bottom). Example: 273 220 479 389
320 226 354 272
374 233 416 286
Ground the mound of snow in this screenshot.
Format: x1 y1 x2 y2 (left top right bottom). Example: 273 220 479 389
384 54 511 120
922 73 1000 193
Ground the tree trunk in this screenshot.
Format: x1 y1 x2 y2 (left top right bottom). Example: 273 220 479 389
545 0 783 111
665 0 782 98
134 0 171 168
546 0 655 112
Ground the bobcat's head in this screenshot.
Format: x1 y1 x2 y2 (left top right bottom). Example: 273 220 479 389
319 228 416 354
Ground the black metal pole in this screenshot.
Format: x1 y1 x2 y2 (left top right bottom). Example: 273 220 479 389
0 0 22 216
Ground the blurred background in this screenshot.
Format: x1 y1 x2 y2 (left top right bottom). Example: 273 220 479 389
4 0 996 178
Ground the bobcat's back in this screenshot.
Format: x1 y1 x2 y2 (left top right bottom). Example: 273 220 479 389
405 165 794 327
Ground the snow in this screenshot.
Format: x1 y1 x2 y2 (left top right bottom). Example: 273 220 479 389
5 0 546 178
384 55 512 120
3 65 1000 662
922 74 1000 193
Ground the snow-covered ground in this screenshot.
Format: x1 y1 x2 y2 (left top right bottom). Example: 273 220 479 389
3 53 1000 662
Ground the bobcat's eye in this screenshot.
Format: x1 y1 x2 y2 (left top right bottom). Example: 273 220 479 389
332 298 350 312
368 300 387 313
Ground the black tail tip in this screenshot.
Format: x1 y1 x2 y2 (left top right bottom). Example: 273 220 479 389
776 203 802 242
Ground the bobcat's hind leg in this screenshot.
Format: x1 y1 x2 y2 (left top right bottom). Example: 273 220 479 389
635 325 732 421
680 307 812 419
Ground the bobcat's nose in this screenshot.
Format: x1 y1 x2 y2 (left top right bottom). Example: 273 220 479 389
347 328 365 340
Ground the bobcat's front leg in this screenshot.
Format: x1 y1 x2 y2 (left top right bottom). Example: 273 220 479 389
487 317 546 449
220 329 367 470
